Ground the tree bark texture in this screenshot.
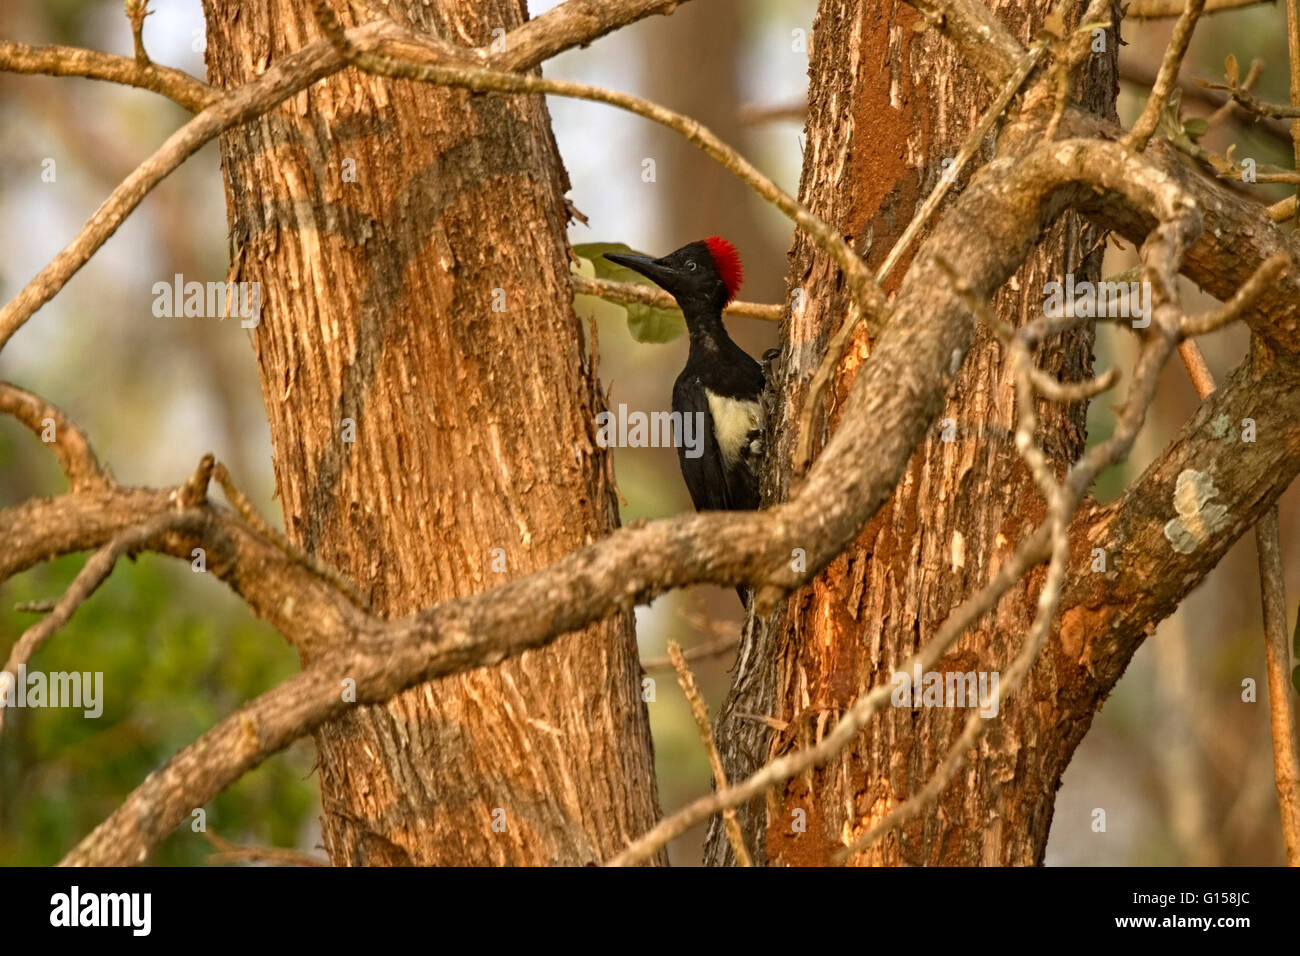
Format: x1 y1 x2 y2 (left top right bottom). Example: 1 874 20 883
709 0 1120 865
201 0 662 866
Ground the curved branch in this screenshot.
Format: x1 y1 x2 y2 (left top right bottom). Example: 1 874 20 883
486 0 690 71
0 487 374 656
0 40 218 112
0 381 107 491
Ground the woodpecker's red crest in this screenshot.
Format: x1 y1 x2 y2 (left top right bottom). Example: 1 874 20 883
704 235 743 305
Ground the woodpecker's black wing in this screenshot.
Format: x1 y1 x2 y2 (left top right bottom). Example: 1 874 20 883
674 373 755 607
673 373 736 512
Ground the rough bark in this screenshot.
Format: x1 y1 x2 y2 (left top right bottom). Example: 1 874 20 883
200 0 662 865
709 0 1120 865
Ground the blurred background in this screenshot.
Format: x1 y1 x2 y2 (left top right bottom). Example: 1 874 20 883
0 0 1293 865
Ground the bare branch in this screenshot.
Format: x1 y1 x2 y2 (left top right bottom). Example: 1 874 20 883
0 487 374 656
124 0 152 66
1227 85 1300 121
0 381 107 491
210 462 369 610
738 101 807 125
1126 0 1208 151
571 275 782 322
641 632 739 671
1179 252 1290 337
668 643 751 866
1127 0 1274 16
0 512 199 734
203 831 329 867
0 40 217 112
1256 509 1300 864
484 0 692 72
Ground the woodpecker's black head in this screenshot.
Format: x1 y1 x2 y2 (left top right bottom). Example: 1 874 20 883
604 236 744 319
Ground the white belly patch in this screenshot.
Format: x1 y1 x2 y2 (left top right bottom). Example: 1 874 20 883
705 390 762 467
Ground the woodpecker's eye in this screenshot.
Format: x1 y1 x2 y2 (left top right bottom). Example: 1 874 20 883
687 260 698 272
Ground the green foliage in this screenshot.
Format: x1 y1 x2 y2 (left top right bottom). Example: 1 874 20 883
571 242 686 344
0 554 317 865
1181 116 1209 142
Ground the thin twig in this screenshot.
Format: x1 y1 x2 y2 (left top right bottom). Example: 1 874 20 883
0 381 108 491
738 101 807 125
1255 510 1300 864
204 831 329 867
572 275 781 322
1126 0 1208 151
642 632 740 671
1179 252 1289 337
1176 339 1300 864
0 512 198 734
211 462 370 610
668 642 751 866
1127 0 1271 16
0 40 217 112
125 0 152 67
1207 58 1264 128
1227 86 1300 119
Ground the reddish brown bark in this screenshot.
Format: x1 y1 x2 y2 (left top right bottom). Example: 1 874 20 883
709 0 1119 865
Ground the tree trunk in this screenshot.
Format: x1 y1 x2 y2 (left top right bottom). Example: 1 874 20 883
709 0 1119 865
201 0 662 865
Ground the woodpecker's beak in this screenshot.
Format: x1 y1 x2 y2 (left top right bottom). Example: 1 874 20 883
603 252 680 291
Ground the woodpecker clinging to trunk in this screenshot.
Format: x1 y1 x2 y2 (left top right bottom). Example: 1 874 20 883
605 237 764 604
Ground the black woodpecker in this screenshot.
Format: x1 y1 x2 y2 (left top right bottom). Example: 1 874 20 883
605 237 765 604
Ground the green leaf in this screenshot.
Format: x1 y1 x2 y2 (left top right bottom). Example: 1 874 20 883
1182 117 1210 141
571 242 686 344
1292 663 1300 699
